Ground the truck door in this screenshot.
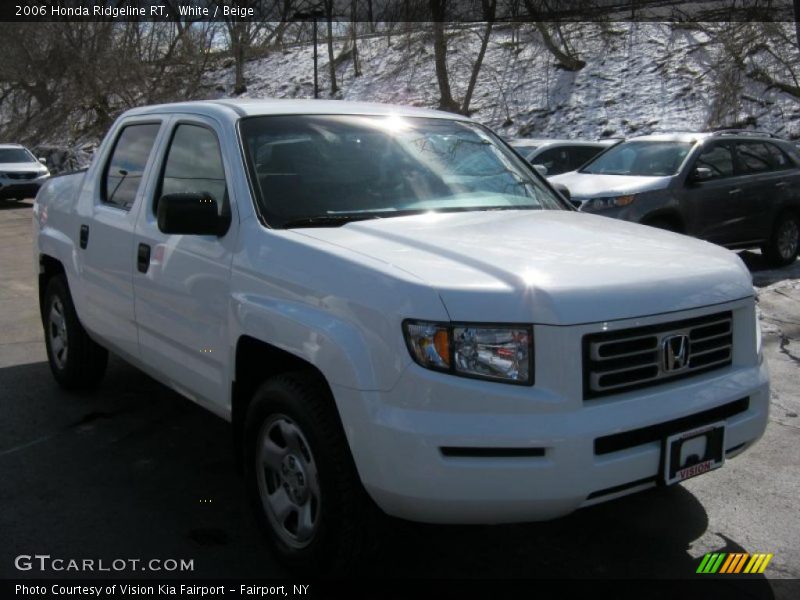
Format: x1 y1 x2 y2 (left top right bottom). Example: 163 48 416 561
132 117 238 414
76 118 163 360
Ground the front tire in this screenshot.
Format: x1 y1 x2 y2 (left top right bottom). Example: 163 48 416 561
244 373 376 574
763 213 799 267
43 275 108 390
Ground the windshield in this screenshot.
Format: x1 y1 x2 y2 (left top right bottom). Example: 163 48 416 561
239 115 565 228
580 141 692 176
0 148 36 163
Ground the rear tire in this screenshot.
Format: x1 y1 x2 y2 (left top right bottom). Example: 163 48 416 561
43 275 108 390
244 373 377 575
762 213 799 267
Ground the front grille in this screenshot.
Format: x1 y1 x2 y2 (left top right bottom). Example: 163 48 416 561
583 311 733 399
6 172 37 180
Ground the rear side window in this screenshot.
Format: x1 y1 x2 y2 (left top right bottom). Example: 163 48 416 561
569 146 605 171
103 123 160 210
531 147 570 175
694 144 734 179
155 124 228 215
736 142 781 173
532 146 594 176
763 143 791 169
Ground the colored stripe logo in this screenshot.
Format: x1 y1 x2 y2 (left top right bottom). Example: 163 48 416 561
697 552 773 574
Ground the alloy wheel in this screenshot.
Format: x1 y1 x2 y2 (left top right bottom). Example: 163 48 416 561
48 298 68 369
255 415 321 549
777 219 799 261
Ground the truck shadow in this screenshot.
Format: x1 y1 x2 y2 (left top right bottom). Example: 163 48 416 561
0 358 776 596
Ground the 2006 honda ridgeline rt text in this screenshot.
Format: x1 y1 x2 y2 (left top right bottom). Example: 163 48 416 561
33 100 769 572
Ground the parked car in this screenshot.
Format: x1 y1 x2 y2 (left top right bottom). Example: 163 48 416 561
508 138 618 177
0 143 50 201
550 130 800 266
34 101 768 572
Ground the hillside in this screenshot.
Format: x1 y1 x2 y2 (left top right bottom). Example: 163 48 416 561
10 21 800 171
208 22 800 140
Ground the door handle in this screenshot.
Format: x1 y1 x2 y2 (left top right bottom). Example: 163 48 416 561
775 181 788 188
728 188 742 195
79 225 89 249
137 243 151 273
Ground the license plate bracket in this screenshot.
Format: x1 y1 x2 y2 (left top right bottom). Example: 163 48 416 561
662 421 726 486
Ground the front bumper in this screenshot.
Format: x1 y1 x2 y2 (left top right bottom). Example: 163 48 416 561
0 178 46 199
332 298 769 524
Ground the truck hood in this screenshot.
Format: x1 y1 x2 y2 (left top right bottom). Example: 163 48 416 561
548 171 671 198
293 210 753 325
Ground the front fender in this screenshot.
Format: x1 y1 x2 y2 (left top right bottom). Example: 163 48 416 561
231 291 390 392
229 224 451 394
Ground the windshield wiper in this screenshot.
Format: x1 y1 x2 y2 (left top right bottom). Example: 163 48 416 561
282 214 383 228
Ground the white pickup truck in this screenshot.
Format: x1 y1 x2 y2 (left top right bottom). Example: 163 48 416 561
33 100 769 572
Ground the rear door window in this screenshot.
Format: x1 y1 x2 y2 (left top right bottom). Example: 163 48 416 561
735 142 775 173
103 123 161 210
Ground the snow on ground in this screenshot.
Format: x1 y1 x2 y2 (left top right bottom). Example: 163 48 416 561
207 22 800 141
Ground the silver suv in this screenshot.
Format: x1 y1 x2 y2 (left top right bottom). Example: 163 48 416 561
0 143 50 201
550 130 800 266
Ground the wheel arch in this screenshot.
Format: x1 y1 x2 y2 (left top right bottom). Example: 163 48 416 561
231 335 339 471
641 209 686 233
38 253 66 321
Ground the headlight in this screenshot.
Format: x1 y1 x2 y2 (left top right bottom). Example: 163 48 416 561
585 194 636 211
403 320 533 385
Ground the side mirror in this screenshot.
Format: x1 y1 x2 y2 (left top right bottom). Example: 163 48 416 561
38 157 47 165
691 167 713 182
157 192 230 236
533 163 548 177
552 183 571 202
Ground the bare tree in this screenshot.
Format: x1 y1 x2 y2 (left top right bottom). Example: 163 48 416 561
351 0 362 77
795 0 800 51
367 0 376 33
523 0 586 71
461 0 497 115
323 0 339 95
212 0 274 94
430 0 460 112
0 20 218 145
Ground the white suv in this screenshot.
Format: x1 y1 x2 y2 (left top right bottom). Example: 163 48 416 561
33 100 769 572
0 143 49 201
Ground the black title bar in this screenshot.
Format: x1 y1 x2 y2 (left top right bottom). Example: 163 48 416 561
1 0 796 23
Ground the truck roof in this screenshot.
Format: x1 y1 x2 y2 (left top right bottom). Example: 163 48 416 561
122 99 471 123
0 143 26 149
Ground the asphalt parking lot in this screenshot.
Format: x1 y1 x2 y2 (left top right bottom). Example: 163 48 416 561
1 198 798 593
